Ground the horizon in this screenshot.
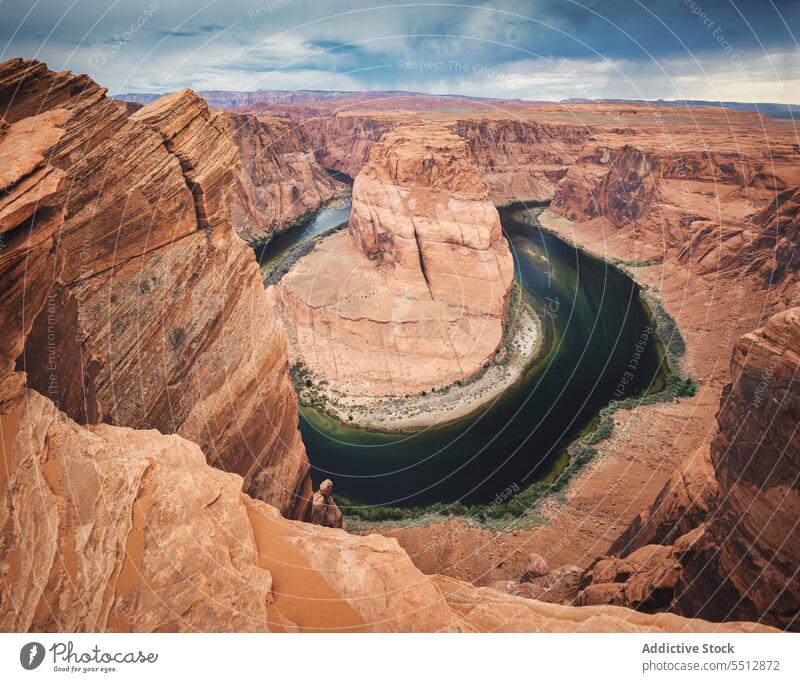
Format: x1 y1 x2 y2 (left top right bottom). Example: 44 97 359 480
112 84 799 108
2 0 798 105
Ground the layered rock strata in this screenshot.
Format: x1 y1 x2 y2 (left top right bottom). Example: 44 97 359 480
300 113 590 205
1 95 769 630
299 112 400 179
454 118 590 204
0 61 790 633
227 112 346 242
277 124 514 396
549 123 800 308
0 59 311 517
296 103 799 294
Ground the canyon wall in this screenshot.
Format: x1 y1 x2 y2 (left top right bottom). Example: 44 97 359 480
299 112 591 205
454 118 590 204
578 308 800 630
0 59 311 518
4 391 771 633
549 121 800 306
226 112 345 242
299 112 399 179
277 124 514 396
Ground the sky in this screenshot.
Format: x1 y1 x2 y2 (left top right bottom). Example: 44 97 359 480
1 0 798 103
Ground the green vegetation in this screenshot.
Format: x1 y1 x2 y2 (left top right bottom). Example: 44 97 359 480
611 255 663 268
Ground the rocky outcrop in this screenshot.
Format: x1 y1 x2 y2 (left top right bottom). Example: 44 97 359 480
1 62 790 633
552 144 661 230
741 186 800 304
311 479 343 529
579 308 800 630
676 308 800 627
300 113 591 205
1 389 276 632
277 124 514 396
551 129 800 273
0 59 311 518
607 444 719 557
431 575 765 632
0 107 67 410
226 112 345 242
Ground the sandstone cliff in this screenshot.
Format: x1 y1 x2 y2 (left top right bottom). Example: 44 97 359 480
0 61 789 633
226 112 345 242
300 112 591 205
0 59 311 518
579 308 800 630
300 112 398 179
2 388 772 632
454 118 590 204
549 118 800 292
297 103 800 295
0 112 764 629
277 124 514 396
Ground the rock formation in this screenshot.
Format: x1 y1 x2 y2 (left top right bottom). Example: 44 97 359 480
549 118 800 277
277 124 514 396
226 112 346 242
311 479 343 529
2 61 796 634
0 58 311 518
702 185 800 307
300 113 590 206
295 112 398 181
2 389 772 632
578 308 800 630
454 118 590 204
295 102 800 291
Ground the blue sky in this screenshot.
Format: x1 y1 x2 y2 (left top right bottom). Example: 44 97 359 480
2 0 797 102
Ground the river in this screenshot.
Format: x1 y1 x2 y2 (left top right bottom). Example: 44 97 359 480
255 203 667 508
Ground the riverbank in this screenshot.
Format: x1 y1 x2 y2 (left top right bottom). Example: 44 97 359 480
291 280 543 432
255 193 352 281
248 184 351 247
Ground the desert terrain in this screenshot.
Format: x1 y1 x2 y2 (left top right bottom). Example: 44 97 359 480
1 57 798 633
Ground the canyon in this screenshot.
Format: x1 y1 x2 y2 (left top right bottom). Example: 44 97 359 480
1 57 798 632
265 89 800 629
577 307 800 630
226 112 347 243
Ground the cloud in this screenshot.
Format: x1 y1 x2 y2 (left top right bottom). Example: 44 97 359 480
1 0 796 103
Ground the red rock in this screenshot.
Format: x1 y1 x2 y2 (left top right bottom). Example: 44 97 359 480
277 124 514 396
227 112 346 241
0 59 311 518
580 308 800 630
4 385 772 632
311 479 343 529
